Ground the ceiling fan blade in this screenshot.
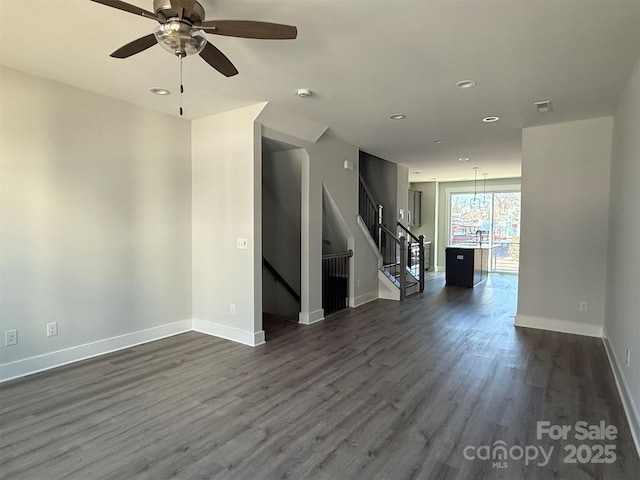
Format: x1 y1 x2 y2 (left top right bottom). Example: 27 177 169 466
199 20 297 39
199 42 238 77
110 34 158 59
89 0 158 20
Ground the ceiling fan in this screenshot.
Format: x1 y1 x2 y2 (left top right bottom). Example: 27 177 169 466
90 0 298 77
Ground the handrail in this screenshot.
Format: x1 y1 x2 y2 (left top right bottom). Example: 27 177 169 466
322 249 353 260
397 222 421 243
359 174 379 207
396 222 425 294
263 257 301 303
379 224 401 244
359 175 381 244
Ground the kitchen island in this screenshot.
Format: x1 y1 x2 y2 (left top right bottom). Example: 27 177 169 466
445 245 491 288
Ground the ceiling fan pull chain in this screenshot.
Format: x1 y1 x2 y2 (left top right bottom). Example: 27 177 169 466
179 55 184 116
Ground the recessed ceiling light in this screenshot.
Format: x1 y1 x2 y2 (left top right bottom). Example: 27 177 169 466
433 139 445 144
458 157 470 162
390 114 406 120
482 116 500 123
456 80 477 89
149 87 171 96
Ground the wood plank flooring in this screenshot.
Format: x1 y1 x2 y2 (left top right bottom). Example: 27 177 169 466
1 273 638 479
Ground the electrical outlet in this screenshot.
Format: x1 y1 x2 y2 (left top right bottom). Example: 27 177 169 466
5 330 17 346
230 304 236 315
47 322 58 337
579 301 588 312
626 349 630 366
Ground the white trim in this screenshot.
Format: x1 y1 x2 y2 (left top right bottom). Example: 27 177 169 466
0 319 192 383
378 270 401 301
378 289 400 301
357 216 382 263
352 291 378 307
514 314 603 338
347 236 356 309
300 148 311 322
299 309 324 325
602 327 640 457
193 319 265 347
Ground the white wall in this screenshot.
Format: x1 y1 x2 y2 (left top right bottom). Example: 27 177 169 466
310 134 379 311
0 67 193 379
322 186 350 255
604 54 640 448
397 164 409 228
517 117 613 337
191 104 266 346
261 127 379 315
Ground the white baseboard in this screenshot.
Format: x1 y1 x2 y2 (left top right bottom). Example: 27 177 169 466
193 319 265 347
0 319 193 383
515 314 603 338
299 309 324 325
602 327 640 457
352 291 378 308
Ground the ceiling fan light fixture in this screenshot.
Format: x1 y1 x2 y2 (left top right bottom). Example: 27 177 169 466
154 21 207 57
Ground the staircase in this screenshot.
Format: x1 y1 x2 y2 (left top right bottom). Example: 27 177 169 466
359 175 425 300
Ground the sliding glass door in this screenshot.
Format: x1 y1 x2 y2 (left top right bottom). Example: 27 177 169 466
449 191 520 273
491 192 520 273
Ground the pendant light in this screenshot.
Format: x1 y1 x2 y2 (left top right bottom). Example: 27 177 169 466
481 173 489 207
470 167 481 209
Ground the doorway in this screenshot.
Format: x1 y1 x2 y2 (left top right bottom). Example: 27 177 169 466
261 138 303 336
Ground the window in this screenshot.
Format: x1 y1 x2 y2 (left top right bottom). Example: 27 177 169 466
449 191 520 273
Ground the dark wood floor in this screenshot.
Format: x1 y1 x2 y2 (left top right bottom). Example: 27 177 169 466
1 273 638 479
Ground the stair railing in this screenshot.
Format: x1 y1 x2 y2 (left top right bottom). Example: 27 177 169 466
322 249 353 315
397 222 425 293
263 257 300 303
379 224 407 300
358 174 381 244
358 175 424 300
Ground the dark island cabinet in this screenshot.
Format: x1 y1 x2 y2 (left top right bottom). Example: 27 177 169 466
445 246 490 288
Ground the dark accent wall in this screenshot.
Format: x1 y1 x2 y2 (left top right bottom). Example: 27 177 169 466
359 151 398 229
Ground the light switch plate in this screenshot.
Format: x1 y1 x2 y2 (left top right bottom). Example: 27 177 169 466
236 238 248 249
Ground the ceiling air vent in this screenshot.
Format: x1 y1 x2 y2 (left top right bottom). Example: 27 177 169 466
534 100 553 113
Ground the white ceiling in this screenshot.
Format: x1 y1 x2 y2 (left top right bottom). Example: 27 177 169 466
1 0 639 181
